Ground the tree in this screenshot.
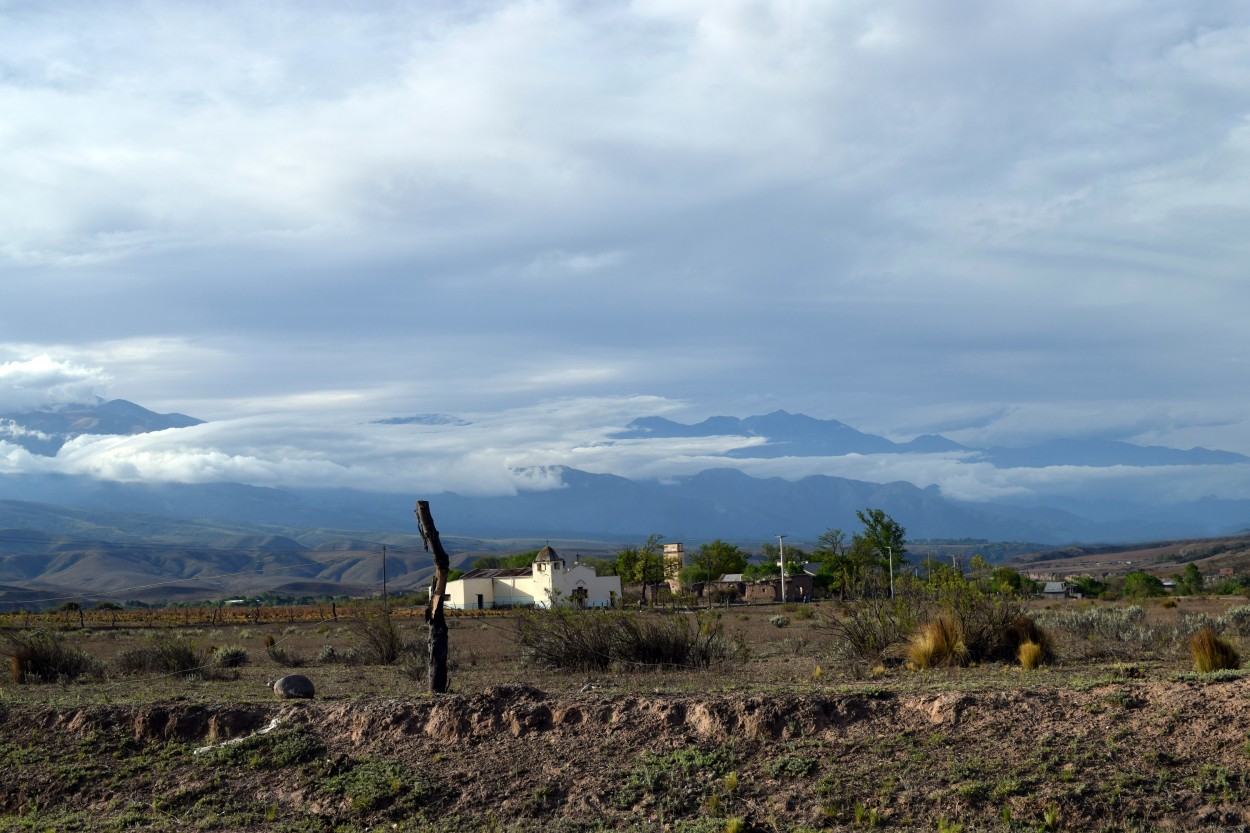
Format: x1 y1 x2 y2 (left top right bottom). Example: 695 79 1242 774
754 542 807 579
852 508 906 595
1070 575 1108 599
683 540 748 585
615 534 672 605
1124 570 1165 598
1174 563 1203 596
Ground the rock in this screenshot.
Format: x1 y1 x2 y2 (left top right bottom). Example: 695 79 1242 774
271 674 315 700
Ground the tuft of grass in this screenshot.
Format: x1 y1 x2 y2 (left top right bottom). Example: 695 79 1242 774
908 616 968 670
1190 627 1240 673
1018 640 1044 671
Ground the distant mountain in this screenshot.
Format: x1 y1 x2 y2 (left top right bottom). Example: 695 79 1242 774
371 413 471 426
980 438 1250 468
616 410 911 457
0 398 202 455
616 410 1248 468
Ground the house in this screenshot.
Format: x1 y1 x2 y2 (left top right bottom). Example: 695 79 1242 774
1041 581 1073 600
446 545 621 610
743 574 814 603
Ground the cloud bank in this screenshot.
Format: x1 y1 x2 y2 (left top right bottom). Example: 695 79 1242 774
0 2 1248 510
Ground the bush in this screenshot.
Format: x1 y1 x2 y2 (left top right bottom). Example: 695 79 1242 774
932 580 1027 662
1034 605 1164 660
116 639 208 678
5 630 100 684
517 609 744 671
818 587 925 666
908 616 968 669
212 645 250 668
1219 605 1250 636
351 616 411 666
1190 627 1240 673
768 615 791 628
263 635 306 668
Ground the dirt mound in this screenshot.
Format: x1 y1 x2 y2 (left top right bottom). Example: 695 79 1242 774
5 680 1250 831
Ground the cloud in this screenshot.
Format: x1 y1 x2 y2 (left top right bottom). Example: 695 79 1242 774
0 354 108 411
0 0 1248 498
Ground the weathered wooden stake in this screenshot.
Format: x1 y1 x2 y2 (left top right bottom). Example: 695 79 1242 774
415 500 450 694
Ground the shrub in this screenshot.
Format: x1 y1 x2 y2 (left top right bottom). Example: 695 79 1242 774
116 639 208 677
1190 627 1240 673
5 630 100 684
1220 605 1250 636
817 586 925 666
263 635 306 668
212 645 250 668
517 609 744 671
1018 640 1044 671
908 616 968 669
351 616 410 666
358 616 406 664
932 580 1027 662
1034 605 1164 660
768 615 791 628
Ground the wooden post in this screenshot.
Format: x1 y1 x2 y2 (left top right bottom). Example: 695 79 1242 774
416 500 451 694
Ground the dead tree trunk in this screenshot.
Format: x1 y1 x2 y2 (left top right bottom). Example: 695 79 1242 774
415 500 451 694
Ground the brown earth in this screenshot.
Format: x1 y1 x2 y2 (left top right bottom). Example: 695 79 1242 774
3 603 1250 831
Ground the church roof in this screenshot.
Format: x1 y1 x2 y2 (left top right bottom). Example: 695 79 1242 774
534 545 561 563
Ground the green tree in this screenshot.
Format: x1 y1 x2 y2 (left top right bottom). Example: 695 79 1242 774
756 542 807 577
615 534 672 605
812 527 854 598
1124 570 1165 598
1070 575 1108 599
683 540 748 585
1174 563 1203 595
851 509 907 595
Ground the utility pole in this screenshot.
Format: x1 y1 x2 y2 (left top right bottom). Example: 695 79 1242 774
777 534 787 604
381 545 389 613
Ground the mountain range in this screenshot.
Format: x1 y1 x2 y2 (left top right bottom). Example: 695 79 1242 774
0 400 1249 605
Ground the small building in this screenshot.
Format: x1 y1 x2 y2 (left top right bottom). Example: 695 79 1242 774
1041 581 1073 600
446 545 621 610
744 574 814 603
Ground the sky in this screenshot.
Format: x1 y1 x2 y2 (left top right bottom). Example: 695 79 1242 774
2 1 1250 503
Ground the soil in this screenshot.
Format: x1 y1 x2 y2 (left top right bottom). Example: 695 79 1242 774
3 602 1250 832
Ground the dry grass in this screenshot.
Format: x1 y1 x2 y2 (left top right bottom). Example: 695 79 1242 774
907 616 967 670
1018 640 1044 671
1189 627 1240 673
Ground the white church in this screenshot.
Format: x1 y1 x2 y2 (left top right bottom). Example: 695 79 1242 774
445 545 622 610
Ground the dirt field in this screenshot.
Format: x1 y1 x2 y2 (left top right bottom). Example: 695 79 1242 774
3 599 1250 832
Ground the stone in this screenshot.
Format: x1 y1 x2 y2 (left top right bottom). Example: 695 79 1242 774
271 674 315 699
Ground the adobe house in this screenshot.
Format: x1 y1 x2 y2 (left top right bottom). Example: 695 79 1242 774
743 574 814 603
446 545 621 610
